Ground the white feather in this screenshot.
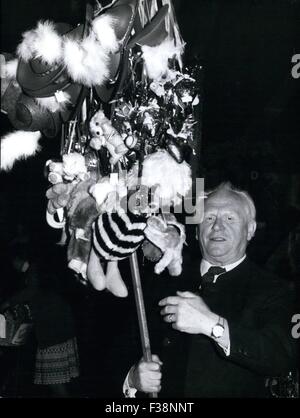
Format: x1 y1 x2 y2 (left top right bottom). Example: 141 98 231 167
141 150 192 206
92 14 119 53
17 21 63 64
35 92 71 113
0 131 41 171
142 40 184 80
17 29 37 61
63 34 110 86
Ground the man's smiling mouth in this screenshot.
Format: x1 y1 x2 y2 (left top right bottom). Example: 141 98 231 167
210 237 226 241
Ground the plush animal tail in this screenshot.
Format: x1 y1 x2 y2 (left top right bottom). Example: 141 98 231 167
0 130 41 171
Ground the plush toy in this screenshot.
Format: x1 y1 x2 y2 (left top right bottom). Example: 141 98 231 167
143 213 186 276
89 176 119 208
89 172 128 213
89 110 128 166
46 182 75 215
87 209 146 297
67 195 99 279
62 178 99 278
45 177 100 279
46 152 90 184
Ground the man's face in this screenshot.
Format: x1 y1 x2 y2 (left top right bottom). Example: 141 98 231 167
199 190 256 265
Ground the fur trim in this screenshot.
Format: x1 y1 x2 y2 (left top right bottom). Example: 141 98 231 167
0 130 41 171
35 91 71 113
142 39 184 80
17 20 63 64
63 34 110 86
92 14 119 53
141 150 192 206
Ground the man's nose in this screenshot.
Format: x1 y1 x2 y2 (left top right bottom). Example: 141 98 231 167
212 217 224 231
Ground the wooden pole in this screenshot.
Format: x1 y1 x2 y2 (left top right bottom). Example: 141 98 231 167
129 251 158 398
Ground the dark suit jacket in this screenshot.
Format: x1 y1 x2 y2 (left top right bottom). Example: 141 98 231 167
127 255 297 398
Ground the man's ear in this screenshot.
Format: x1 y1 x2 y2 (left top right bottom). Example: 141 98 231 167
247 220 257 241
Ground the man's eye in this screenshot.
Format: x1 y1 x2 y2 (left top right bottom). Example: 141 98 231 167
226 216 234 221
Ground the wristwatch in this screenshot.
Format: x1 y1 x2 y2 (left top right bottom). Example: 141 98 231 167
211 316 225 339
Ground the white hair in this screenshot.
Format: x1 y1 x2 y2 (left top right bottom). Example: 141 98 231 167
206 182 256 222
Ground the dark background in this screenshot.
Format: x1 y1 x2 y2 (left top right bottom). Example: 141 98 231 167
0 0 299 397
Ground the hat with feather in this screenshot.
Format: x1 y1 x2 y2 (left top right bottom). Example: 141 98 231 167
94 0 170 103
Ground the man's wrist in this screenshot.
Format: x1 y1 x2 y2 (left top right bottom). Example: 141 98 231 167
204 312 219 337
211 316 226 339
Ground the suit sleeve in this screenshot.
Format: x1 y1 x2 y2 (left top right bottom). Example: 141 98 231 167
217 283 298 376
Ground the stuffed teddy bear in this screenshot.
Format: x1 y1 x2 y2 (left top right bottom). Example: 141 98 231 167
46 152 90 184
46 182 75 215
143 213 186 276
89 110 128 166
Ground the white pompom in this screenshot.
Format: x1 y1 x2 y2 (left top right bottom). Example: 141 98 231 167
17 21 63 64
142 39 184 80
141 150 192 206
92 14 119 53
63 34 110 86
0 130 41 171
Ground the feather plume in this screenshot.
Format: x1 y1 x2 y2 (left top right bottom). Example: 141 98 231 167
142 39 184 80
17 20 63 64
1 131 41 171
92 14 119 52
17 28 38 61
63 34 110 86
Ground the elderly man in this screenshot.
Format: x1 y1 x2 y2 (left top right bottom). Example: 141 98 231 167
123 182 296 397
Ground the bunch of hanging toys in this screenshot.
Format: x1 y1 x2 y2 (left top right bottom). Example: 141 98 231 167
1 0 201 297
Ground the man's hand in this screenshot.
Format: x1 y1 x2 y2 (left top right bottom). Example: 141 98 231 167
159 291 219 335
128 355 163 393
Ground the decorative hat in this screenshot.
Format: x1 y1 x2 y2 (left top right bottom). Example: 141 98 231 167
16 22 85 98
94 0 139 103
95 1 169 103
127 4 169 49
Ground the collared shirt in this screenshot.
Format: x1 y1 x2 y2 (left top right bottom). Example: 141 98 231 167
200 255 246 282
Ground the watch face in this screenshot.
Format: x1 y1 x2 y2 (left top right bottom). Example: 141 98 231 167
212 324 224 338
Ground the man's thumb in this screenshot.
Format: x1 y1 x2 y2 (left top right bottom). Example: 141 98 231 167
176 291 196 298
152 354 163 365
